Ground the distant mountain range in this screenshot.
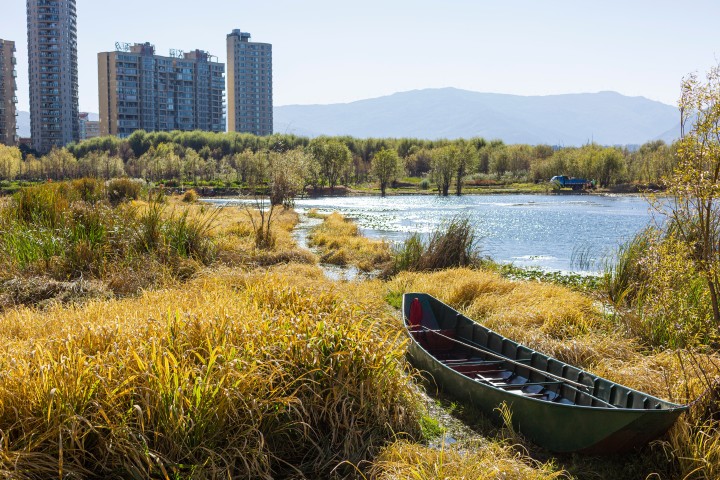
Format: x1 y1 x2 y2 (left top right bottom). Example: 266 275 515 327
274 88 681 147
16 89 680 147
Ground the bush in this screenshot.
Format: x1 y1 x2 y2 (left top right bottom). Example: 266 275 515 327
71 177 106 203
182 188 199 203
604 227 716 348
107 178 142 205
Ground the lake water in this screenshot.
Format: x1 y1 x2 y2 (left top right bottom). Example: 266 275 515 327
293 194 658 273
207 194 657 273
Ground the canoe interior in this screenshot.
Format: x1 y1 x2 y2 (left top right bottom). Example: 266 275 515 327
404 293 685 412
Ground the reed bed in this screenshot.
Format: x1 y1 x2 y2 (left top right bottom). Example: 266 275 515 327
0 181 313 307
0 265 422 478
388 216 483 275
308 212 392 272
0 181 214 291
5 193 720 479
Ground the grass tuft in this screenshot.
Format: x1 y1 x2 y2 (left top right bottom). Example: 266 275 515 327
308 212 392 272
387 216 483 276
181 188 199 203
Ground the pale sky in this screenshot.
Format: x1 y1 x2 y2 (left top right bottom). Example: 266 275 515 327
3 0 719 113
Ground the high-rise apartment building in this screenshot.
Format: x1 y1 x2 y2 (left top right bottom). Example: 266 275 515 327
78 112 99 140
27 0 79 153
226 29 272 136
98 43 225 138
0 39 18 146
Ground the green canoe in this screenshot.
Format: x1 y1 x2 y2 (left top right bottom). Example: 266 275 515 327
403 293 688 454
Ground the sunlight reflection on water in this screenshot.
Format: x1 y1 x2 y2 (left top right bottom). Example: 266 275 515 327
208 194 656 273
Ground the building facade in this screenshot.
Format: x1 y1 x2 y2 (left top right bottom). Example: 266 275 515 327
78 112 100 140
0 39 18 146
98 43 225 138
226 29 272 136
27 0 80 153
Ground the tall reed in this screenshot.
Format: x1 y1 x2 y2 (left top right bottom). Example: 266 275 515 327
604 227 716 348
0 181 222 300
387 216 482 276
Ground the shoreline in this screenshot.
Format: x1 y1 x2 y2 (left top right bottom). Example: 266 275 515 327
202 188 653 200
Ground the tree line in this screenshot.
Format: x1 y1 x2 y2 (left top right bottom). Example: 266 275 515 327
0 129 679 197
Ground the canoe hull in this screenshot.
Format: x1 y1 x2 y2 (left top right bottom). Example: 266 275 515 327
403 293 688 454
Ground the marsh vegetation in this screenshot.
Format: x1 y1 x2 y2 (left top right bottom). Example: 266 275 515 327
2 178 719 478
2 65 720 479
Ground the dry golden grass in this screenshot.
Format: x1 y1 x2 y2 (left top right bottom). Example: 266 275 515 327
214 205 316 267
309 212 392 272
386 268 629 368
369 441 567 480
0 263 421 478
131 196 305 258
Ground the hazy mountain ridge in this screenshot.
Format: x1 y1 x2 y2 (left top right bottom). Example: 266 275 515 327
14 90 680 147
274 88 681 146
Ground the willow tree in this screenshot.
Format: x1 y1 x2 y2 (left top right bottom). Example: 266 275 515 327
308 137 351 191
268 148 309 207
431 145 459 196
663 64 720 325
454 142 476 196
371 148 402 196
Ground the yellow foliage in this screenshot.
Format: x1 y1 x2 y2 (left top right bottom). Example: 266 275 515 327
0 264 421 478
